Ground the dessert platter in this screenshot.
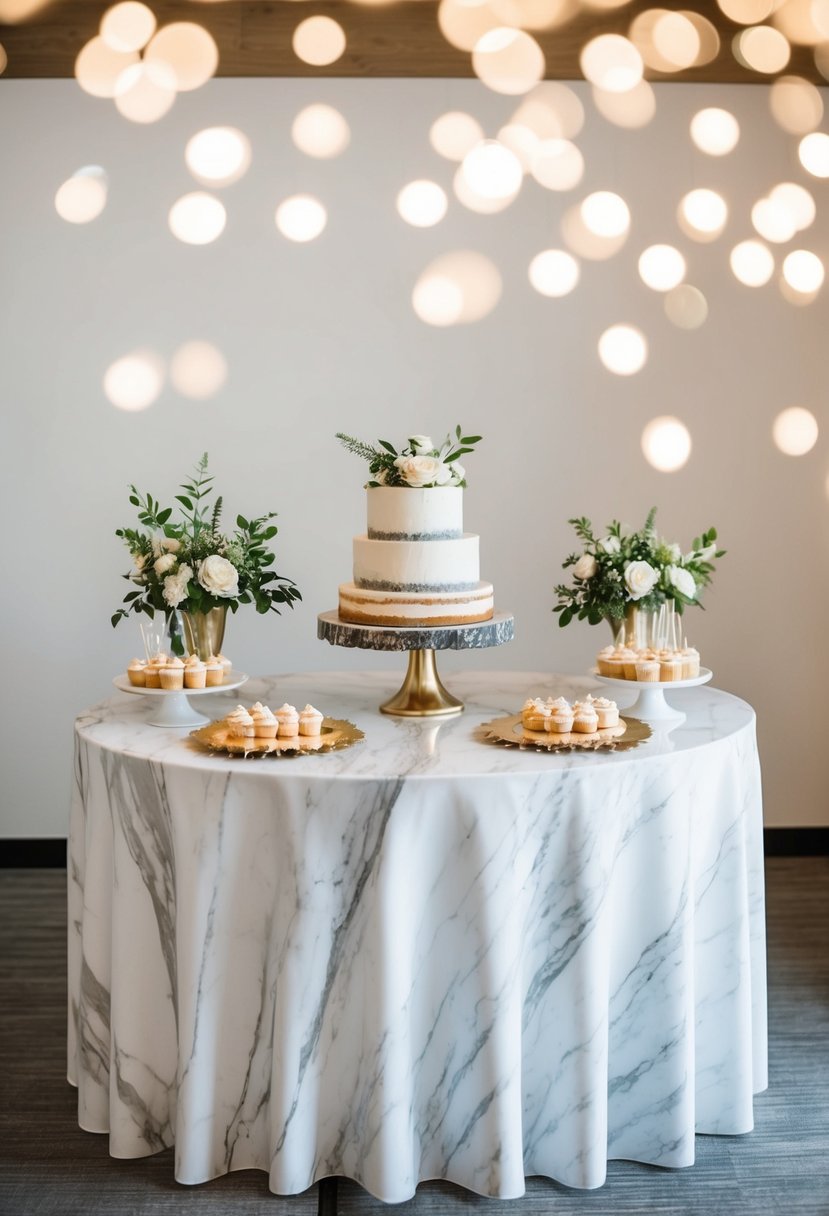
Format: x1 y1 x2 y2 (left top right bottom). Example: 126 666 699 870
114 651 247 727
482 693 651 753
592 642 711 722
190 699 363 757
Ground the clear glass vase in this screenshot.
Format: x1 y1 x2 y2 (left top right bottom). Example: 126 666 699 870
181 606 227 661
606 602 679 649
140 610 184 660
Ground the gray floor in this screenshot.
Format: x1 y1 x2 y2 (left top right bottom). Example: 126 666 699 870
1 859 827 1215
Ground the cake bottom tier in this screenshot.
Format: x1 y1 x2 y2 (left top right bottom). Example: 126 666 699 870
338 581 494 627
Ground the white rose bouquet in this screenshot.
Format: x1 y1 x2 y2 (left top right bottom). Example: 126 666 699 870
554 508 724 628
335 426 482 488
112 453 301 653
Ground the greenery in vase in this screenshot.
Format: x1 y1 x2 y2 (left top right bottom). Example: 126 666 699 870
112 454 301 653
335 427 482 488
553 508 725 627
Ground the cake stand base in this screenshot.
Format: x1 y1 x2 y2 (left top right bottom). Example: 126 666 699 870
147 692 211 729
623 684 686 724
380 649 463 717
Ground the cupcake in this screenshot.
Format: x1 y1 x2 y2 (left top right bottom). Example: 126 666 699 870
184 654 207 689
227 705 255 739
605 646 628 680
144 652 167 689
216 653 233 677
547 697 574 734
250 702 278 739
681 646 701 679
205 655 224 687
572 700 599 734
596 645 616 677
299 704 324 736
620 647 639 680
521 698 549 732
659 653 684 682
127 658 147 688
634 659 660 683
275 703 299 738
160 656 185 690
593 697 619 729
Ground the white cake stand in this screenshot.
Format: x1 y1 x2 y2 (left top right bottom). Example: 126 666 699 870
590 668 712 724
112 672 248 728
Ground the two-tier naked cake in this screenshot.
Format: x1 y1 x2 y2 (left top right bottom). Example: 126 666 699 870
338 486 495 626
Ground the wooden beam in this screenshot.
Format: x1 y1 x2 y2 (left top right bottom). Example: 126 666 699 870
0 0 823 83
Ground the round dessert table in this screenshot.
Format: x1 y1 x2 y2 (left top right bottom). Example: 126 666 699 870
68 671 767 1204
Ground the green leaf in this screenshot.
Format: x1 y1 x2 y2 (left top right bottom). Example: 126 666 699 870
175 496 193 510
111 613 122 628
236 514 249 530
129 495 140 507
378 440 397 455
460 435 482 444
456 425 461 439
156 507 172 524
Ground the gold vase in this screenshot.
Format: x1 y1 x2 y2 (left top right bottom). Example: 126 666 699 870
181 606 227 661
607 604 655 649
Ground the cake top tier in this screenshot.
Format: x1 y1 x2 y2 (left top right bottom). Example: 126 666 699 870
367 486 463 540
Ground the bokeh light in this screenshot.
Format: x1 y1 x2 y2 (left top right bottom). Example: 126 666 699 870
678 188 728 240
292 15 346 66
0 43 6 75
678 9 721 64
185 127 251 186
561 205 628 260
114 59 177 123
170 340 227 400
498 122 541 171
734 25 791 73
690 107 740 155
782 249 825 293
489 0 572 27
730 239 775 286
769 75 824 134
437 0 500 53
664 283 708 328
144 22 219 91
54 166 109 224
104 351 164 411
580 34 643 92
598 324 648 375
292 104 350 158
716 0 773 22
592 80 656 128
168 192 226 244
511 83 584 139
798 131 829 177
461 140 523 200
641 416 692 471
429 111 484 161
471 27 545 94
651 11 701 68
770 181 815 231
752 195 798 243
530 139 584 191
638 244 686 291
100 3 156 53
75 36 138 98
772 406 819 455
581 191 630 238
528 249 580 297
453 165 519 214
275 195 327 242
396 180 448 227
412 251 502 325
0 0 51 22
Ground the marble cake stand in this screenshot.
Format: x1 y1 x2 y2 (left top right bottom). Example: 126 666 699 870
317 610 515 717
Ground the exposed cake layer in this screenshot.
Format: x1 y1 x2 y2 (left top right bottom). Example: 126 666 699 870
353 533 480 592
339 582 494 627
366 486 463 540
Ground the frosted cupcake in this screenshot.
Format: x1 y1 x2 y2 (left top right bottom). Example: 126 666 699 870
634 659 660 683
204 655 224 687
299 705 324 736
596 646 616 677
216 653 232 677
227 705 255 740
547 697 574 734
144 652 167 689
521 698 550 732
160 656 185 690
681 646 700 679
127 658 147 687
275 703 299 738
593 697 619 729
184 654 207 689
572 700 599 734
659 653 683 682
620 647 639 680
250 702 278 739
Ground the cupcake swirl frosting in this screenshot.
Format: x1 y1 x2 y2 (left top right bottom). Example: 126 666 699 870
227 705 254 728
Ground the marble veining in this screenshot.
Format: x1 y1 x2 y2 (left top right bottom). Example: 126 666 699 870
317 610 515 653
68 671 766 1203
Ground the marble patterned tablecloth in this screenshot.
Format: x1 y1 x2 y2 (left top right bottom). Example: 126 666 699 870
68 671 767 1203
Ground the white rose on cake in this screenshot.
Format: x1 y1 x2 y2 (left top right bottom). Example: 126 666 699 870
667 564 696 600
573 553 598 580
624 560 659 600
408 435 434 455
449 461 465 484
393 454 453 488
198 554 239 598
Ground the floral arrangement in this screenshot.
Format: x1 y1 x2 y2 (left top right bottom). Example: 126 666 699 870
553 508 724 627
335 427 482 488
112 454 301 650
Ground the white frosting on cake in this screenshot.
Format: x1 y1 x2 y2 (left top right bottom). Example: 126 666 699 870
353 534 480 592
339 582 494 626
367 486 463 540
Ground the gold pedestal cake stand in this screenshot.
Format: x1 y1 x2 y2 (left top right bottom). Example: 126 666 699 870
317 610 515 718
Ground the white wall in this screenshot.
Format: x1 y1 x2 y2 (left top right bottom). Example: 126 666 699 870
1 76 827 834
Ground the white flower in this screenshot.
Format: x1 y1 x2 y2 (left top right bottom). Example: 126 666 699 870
393 454 453 488
408 435 434 455
133 553 146 572
697 542 717 561
374 467 388 485
667 564 696 600
573 553 598 580
162 564 192 608
624 560 659 601
162 537 181 553
154 553 177 576
449 461 465 484
198 554 239 598
599 536 621 554
666 543 681 562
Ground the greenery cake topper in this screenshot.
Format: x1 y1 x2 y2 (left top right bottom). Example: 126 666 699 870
112 454 301 648
554 508 725 626
336 427 482 488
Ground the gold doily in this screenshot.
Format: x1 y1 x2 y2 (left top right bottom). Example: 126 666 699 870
479 714 651 753
190 718 364 757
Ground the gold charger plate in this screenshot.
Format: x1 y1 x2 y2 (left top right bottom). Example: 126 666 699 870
190 717 364 757
479 713 652 753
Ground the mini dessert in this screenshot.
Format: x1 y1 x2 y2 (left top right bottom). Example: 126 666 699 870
593 697 619 729
216 653 232 677
144 652 167 688
184 654 206 689
659 652 684 682
596 646 616 677
160 656 185 690
521 698 550 732
681 646 701 679
205 656 224 687
127 658 147 687
275 703 299 738
299 705 324 736
251 702 278 739
620 647 639 681
634 659 660 683
227 705 255 739
546 697 574 733
572 700 599 734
